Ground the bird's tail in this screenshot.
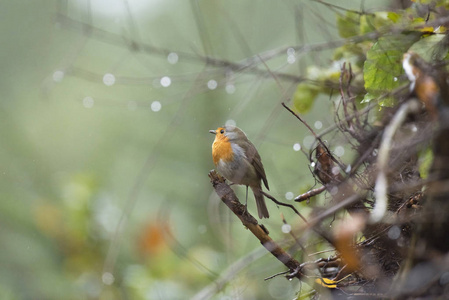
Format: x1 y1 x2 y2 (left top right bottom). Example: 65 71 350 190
251 186 269 219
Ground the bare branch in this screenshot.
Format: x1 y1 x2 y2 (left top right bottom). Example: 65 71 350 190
294 186 326 202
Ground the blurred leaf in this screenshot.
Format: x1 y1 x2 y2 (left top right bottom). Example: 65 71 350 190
34 203 63 238
411 17 427 25
363 32 421 106
359 15 375 34
372 12 394 28
333 43 368 70
293 83 319 114
434 26 447 33
315 277 337 289
307 64 341 82
436 0 449 8
387 12 401 23
337 12 360 38
419 26 437 33
419 148 433 179
361 92 376 104
137 221 171 256
360 12 394 34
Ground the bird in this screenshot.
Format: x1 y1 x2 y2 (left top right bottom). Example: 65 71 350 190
402 51 448 119
209 125 270 218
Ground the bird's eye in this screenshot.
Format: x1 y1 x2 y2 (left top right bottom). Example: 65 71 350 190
220 129 225 134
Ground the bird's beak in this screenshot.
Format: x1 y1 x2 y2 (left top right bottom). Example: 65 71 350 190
209 130 216 135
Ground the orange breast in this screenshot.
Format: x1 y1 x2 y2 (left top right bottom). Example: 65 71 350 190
212 138 234 165
415 75 439 119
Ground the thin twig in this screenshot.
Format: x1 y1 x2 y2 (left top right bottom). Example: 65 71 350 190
281 102 346 172
261 191 308 224
264 270 291 281
313 0 375 16
282 102 330 157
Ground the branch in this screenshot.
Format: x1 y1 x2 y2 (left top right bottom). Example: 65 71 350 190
208 170 304 280
294 186 326 202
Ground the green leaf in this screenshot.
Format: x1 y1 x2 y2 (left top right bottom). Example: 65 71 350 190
293 83 319 114
408 34 448 61
337 12 360 38
387 12 401 23
363 32 421 106
361 92 376 104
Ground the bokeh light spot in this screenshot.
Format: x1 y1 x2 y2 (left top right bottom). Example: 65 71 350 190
160 76 171 87
303 135 315 149
52 70 64 82
83 96 94 108
103 73 116 86
332 166 340 175
330 186 339 195
281 224 291 233
207 80 217 90
151 101 161 112
225 84 235 94
388 225 401 240
102 272 115 285
334 146 345 157
167 52 178 64
287 55 296 64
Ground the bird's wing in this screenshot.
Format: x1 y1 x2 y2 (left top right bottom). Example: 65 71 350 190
239 140 269 190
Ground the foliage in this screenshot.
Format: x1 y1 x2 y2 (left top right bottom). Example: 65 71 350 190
293 5 448 112
363 32 421 106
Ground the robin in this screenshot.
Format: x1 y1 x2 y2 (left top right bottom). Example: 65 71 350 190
402 51 448 119
209 125 270 218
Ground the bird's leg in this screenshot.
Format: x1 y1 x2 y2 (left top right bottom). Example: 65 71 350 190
243 186 248 214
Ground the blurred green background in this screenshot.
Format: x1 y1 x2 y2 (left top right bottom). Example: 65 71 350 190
0 1 388 299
